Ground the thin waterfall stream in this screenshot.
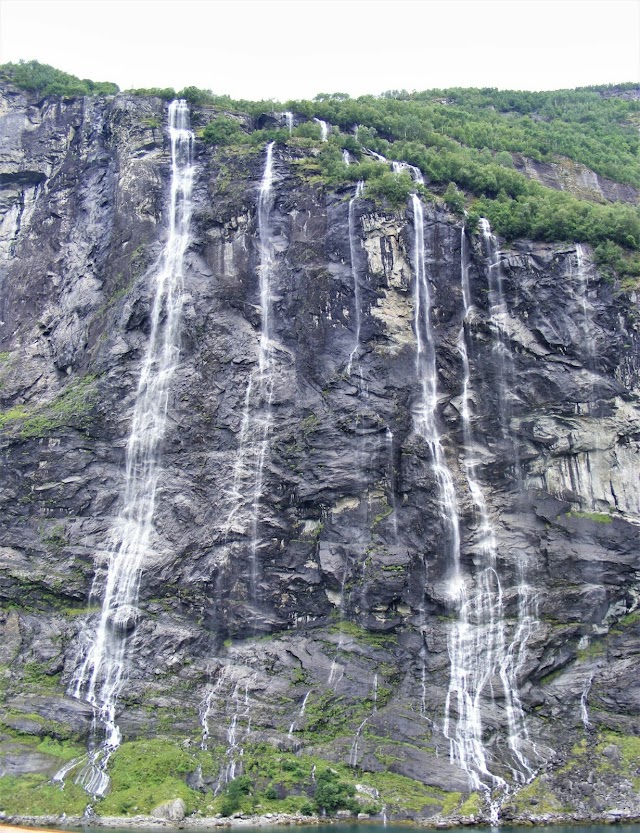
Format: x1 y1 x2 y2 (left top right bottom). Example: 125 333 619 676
224 142 276 596
346 180 365 377
69 100 195 796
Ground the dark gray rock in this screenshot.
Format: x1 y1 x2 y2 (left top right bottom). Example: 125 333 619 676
0 84 639 819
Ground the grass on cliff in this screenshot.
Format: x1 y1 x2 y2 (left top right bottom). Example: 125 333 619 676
0 733 469 819
508 731 640 815
0 773 89 816
0 375 97 438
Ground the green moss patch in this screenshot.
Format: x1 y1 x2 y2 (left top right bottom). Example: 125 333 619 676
0 375 98 438
566 510 613 524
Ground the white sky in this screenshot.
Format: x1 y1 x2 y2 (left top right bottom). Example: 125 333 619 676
0 0 638 100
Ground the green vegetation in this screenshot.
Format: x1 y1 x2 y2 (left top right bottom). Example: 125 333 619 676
0 375 97 438
0 730 472 819
0 60 118 97
98 738 204 815
0 773 89 816
566 510 613 524
170 80 640 272
3 62 638 276
329 618 398 649
202 116 244 146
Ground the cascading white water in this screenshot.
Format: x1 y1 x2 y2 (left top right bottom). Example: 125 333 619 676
215 677 255 790
284 111 293 135
327 566 349 687
224 143 276 595
200 668 229 750
314 117 329 141
342 149 350 166
346 181 365 376
288 689 311 736
349 674 379 766
575 243 597 405
581 671 594 729
410 194 462 597
70 100 195 795
444 228 536 805
479 219 519 466
392 160 424 184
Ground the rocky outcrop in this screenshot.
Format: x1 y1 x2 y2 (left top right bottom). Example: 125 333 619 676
513 153 639 204
0 85 639 820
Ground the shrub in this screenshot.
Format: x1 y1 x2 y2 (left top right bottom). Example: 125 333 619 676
202 116 244 146
313 769 358 814
0 60 118 97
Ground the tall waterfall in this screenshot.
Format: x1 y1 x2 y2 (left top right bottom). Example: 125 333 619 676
575 243 597 399
444 228 535 805
410 194 462 595
479 219 520 470
71 100 195 795
224 143 276 595
346 181 364 376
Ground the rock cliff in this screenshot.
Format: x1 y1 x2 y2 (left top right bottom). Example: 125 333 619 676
0 85 639 822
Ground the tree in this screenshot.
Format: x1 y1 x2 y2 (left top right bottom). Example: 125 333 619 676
202 116 244 146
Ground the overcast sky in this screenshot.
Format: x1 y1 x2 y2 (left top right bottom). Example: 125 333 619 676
0 0 638 100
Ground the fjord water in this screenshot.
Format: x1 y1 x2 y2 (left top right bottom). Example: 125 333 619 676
82 825 640 833
68 100 195 795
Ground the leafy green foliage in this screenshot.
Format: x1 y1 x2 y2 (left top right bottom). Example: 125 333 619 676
98 738 201 815
0 60 118 97
313 768 358 813
594 240 640 285
202 116 244 145
443 181 465 213
218 774 253 816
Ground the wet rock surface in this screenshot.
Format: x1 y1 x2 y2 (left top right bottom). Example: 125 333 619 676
0 85 639 820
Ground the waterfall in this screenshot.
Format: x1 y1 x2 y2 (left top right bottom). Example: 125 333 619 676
216 678 254 789
342 149 350 166
575 243 597 406
200 668 229 750
392 160 424 184
314 117 329 141
224 143 276 595
444 228 535 802
70 100 194 795
349 718 369 767
479 219 521 477
410 194 462 596
288 689 311 736
283 111 293 135
581 671 594 729
346 180 365 376
385 428 398 542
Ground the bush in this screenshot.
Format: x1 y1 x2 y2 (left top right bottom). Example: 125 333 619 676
443 181 465 213
0 60 118 97
313 769 359 814
202 116 244 146
219 774 253 815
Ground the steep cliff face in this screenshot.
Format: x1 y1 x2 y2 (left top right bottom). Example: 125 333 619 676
0 87 639 821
